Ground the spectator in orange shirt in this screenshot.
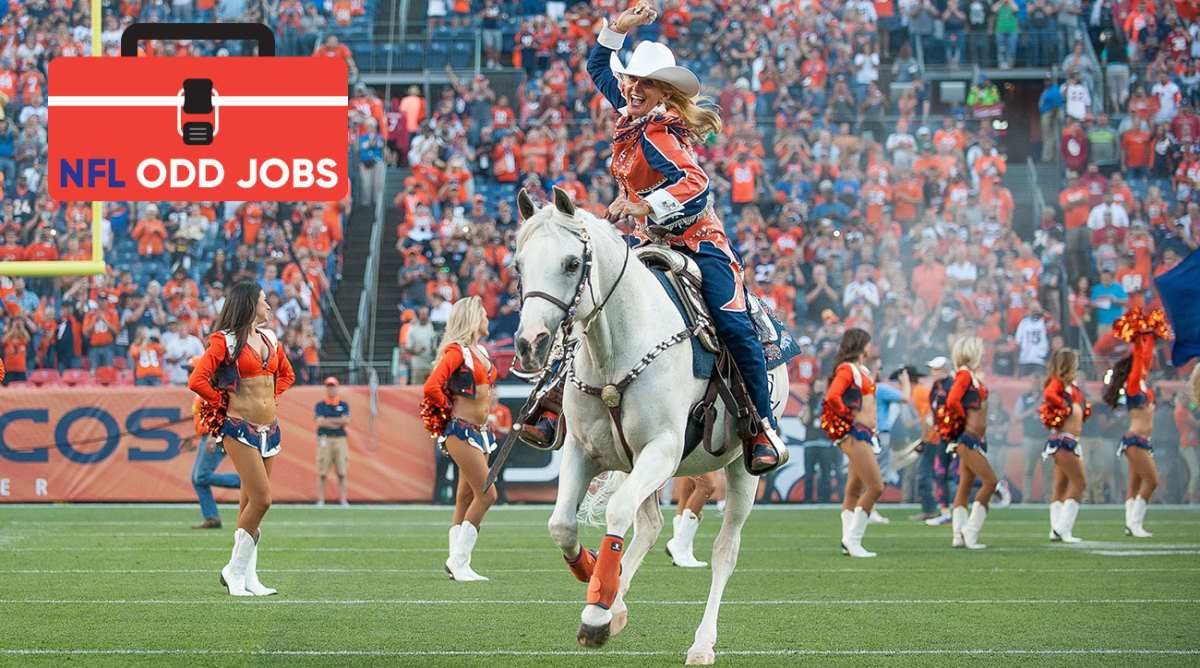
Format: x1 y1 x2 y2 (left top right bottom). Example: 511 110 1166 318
1115 252 1148 310
83 296 121 370
1 314 31 384
1059 171 1092 283
0 229 24 262
128 326 165 386
911 245 947 310
891 170 922 226
727 149 767 217
132 204 168 258
312 35 358 78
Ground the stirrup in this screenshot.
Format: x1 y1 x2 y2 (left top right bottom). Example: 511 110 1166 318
518 415 558 450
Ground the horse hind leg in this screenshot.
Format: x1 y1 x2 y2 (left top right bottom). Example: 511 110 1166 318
608 492 666 638
579 440 680 649
686 458 756 666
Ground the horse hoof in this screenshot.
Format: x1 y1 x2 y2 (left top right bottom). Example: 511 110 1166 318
577 622 611 648
610 609 628 637
685 649 716 665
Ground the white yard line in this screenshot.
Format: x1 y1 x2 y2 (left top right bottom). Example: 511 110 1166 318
1 566 1196 575
0 648 1195 657
0 598 1194 605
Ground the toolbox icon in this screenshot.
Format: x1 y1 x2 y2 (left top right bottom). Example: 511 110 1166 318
48 23 349 201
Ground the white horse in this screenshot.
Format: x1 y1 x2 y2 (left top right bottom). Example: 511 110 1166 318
513 187 788 665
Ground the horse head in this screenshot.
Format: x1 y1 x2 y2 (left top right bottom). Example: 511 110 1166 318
512 186 593 371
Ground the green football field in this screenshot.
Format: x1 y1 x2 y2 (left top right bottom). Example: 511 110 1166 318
1 504 1198 667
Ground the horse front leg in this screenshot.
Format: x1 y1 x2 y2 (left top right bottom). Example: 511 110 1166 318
608 491 666 638
686 459 757 665
579 439 679 648
549 437 601 579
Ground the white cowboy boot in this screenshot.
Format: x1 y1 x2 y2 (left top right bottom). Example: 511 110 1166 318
1129 496 1153 538
1058 499 1082 543
845 507 876 558
665 514 682 558
951 506 967 548
840 509 853 555
219 528 255 596
454 522 489 581
667 509 708 568
1049 500 1064 541
244 530 277 595
868 508 890 525
962 502 988 549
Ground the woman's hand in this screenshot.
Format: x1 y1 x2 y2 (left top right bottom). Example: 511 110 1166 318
613 0 657 32
605 195 652 222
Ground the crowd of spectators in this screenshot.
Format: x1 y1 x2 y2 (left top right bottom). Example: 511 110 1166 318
379 0 1200 500
0 0 359 387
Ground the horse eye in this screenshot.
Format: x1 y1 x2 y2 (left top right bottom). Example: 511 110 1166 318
565 257 581 273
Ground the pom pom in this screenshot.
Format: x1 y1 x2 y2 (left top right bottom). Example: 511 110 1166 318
1039 401 1070 431
1112 308 1146 343
1082 399 1092 423
420 397 452 437
1113 308 1174 343
1146 309 1172 341
819 400 852 441
198 393 228 436
935 404 965 442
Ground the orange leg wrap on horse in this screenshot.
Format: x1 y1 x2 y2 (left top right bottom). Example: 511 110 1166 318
586 534 624 609
565 546 597 583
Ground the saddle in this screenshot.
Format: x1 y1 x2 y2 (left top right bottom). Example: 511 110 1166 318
634 245 780 459
635 246 780 353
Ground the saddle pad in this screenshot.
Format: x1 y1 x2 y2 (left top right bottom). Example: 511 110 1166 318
647 269 800 375
758 300 802 370
649 267 716 380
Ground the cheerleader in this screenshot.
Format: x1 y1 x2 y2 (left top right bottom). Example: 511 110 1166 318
941 336 996 549
821 328 883 558
665 472 717 568
1102 309 1167 538
1041 349 1091 543
188 282 295 596
422 296 499 580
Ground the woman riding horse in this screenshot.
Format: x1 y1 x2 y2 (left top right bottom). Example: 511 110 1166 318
521 0 786 474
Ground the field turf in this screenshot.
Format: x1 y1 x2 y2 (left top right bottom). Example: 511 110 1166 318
1 504 1198 667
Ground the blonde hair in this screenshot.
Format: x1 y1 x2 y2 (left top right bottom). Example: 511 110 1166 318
952 336 983 370
657 80 723 141
434 296 485 364
1191 364 1200 407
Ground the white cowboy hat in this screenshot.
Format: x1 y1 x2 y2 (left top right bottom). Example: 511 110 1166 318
609 42 700 98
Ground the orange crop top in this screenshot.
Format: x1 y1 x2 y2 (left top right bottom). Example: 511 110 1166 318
189 329 296 404
946 367 988 415
424 343 498 408
824 362 876 413
1043 377 1086 411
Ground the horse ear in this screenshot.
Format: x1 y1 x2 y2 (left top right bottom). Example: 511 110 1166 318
552 186 576 217
517 189 536 221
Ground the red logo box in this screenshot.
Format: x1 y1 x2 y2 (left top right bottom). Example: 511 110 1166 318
49 57 348 201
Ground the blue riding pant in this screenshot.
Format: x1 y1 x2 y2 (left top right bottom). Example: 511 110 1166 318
191 436 241 521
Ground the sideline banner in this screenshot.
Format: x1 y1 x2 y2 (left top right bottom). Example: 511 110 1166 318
0 386 434 503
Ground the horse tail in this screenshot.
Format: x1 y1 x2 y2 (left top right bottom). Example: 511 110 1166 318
577 471 628 528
